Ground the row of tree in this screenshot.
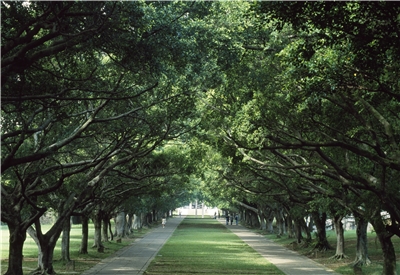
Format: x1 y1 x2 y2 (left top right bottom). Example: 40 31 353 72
197 2 400 275
1 1 226 274
2 1 399 275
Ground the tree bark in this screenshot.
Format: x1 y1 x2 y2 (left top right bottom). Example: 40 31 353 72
145 212 152 226
331 215 347 259
300 217 312 244
61 217 71 262
115 211 126 238
259 213 266 230
243 210 251 226
36 241 57 275
79 215 89 254
311 211 333 251
5 223 27 275
141 212 148 227
102 216 110 242
109 218 114 241
286 214 294 238
294 218 304 244
276 209 286 236
92 211 104 252
152 209 157 222
126 213 133 235
29 219 64 275
352 214 371 267
236 201 260 228
266 216 274 233
258 205 272 231
27 226 42 269
133 214 142 230
370 209 397 275
307 215 314 233
249 210 260 228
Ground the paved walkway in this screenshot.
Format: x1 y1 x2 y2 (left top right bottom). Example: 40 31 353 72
81 216 340 275
219 219 340 275
81 216 184 275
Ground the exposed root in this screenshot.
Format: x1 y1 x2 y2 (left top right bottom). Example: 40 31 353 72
304 241 332 256
313 242 333 252
351 257 371 267
329 253 349 260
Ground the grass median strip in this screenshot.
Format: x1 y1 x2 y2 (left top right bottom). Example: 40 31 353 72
145 217 284 275
1 223 150 274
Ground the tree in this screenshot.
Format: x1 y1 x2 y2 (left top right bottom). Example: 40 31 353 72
195 2 399 273
2 1 240 274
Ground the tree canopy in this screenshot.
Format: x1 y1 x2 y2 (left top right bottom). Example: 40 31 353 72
1 1 400 275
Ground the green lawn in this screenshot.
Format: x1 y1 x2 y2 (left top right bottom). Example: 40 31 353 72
1 223 150 274
145 217 284 275
3 218 399 275
254 228 400 275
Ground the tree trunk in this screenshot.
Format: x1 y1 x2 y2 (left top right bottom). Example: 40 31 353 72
300 217 312 244
300 219 312 243
133 214 142 230
276 209 286 236
266 217 274 233
236 201 261 228
61 217 71 262
79 215 89 254
370 209 397 275
108 218 114 241
126 213 133 235
249 211 260 228
5 222 27 275
244 210 250 226
146 212 152 225
26 208 71 275
286 214 294 239
30 193 80 274
92 211 104 252
307 215 314 233
152 209 157 221
102 216 109 242
27 226 42 269
352 214 371 267
311 211 333 251
141 212 148 227
36 242 57 275
294 218 304 244
331 215 347 259
115 211 126 238
259 213 266 230
258 205 271 231
28 220 63 275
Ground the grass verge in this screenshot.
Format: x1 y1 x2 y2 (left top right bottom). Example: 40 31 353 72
145 217 284 275
1 223 153 275
252 227 400 275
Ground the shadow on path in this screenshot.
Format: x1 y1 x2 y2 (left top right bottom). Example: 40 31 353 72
219 219 341 275
81 216 184 275
81 216 340 275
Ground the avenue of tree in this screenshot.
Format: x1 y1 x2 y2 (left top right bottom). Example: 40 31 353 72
1 2 399 275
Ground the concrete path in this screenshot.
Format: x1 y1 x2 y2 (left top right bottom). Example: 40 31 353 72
80 216 184 275
80 216 340 275
219 219 340 275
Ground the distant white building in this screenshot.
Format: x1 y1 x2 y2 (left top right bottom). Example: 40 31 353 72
176 201 218 217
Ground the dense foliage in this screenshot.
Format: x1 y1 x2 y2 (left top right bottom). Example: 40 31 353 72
1 1 399 275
